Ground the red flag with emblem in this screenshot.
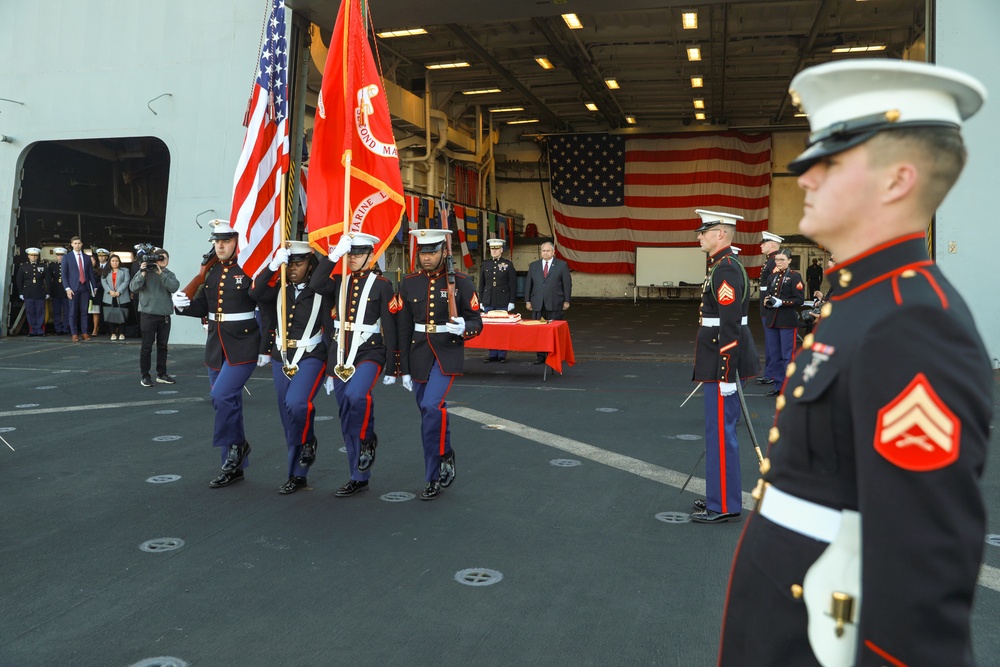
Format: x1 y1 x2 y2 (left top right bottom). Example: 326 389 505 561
306 0 404 270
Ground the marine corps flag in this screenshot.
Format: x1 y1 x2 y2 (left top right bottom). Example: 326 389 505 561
306 0 404 268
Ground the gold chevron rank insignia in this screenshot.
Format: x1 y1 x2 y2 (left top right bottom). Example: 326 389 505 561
716 280 736 305
874 373 960 471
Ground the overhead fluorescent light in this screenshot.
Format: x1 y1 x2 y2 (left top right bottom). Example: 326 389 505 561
376 28 428 38
625 115 637 125
693 99 705 109
489 106 524 113
690 76 704 88
585 102 599 111
695 112 706 120
507 119 539 125
682 12 698 30
462 88 502 95
604 78 620 90
535 56 555 70
426 61 469 70
687 46 701 62
562 13 583 30
832 45 886 53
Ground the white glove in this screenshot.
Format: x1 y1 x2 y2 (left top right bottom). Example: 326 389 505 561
767 296 782 308
401 375 413 392
172 290 190 310
719 382 737 396
507 302 515 311
324 376 335 395
445 316 466 336
268 247 289 272
383 375 397 386
329 235 353 262
19 295 24 300
257 354 271 367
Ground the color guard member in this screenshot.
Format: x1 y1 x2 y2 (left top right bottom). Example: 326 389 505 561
251 240 327 495
395 229 482 500
16 247 50 336
755 231 783 386
477 237 517 363
719 60 993 667
172 220 261 488
310 232 399 498
690 209 760 524
761 247 805 394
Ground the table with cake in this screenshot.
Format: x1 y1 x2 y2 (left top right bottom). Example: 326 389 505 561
467 311 576 379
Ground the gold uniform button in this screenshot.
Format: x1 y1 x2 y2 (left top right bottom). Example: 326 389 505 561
791 584 803 599
838 269 852 288
821 302 833 318
901 269 917 278
776 395 786 411
802 333 814 349
769 427 780 443
786 362 796 377
759 458 771 475
793 386 805 398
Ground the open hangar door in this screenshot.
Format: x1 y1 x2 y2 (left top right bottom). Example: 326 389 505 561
7 137 170 335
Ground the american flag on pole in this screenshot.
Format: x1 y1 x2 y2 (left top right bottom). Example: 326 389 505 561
230 0 289 279
548 131 771 277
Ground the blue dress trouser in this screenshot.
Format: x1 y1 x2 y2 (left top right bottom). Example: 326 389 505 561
25 299 46 334
51 296 69 333
271 357 325 478
764 326 795 384
333 361 381 482
208 361 255 469
480 306 506 360
413 361 454 482
703 381 743 515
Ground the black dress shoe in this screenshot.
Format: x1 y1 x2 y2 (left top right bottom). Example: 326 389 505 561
482 357 496 363
439 451 456 488
298 439 317 468
755 377 775 385
766 389 781 397
498 358 508 364
693 498 707 511
209 469 244 488
278 476 307 495
690 509 741 524
221 441 251 473
420 480 442 501
358 434 378 472
334 479 369 497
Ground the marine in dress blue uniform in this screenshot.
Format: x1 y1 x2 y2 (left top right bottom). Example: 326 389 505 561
755 231 782 386
16 248 50 336
309 232 399 498
250 240 328 495
719 60 993 666
395 229 482 500
761 249 805 392
173 220 262 488
477 238 517 362
47 247 70 334
690 209 760 524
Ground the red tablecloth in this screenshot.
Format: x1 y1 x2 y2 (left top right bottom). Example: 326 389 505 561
466 320 576 373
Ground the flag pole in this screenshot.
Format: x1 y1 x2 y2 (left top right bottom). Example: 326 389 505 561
333 149 355 382
279 174 295 376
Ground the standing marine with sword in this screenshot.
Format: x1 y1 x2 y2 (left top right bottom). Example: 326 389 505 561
689 209 760 524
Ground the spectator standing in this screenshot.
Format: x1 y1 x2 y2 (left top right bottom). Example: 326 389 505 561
101 254 131 340
755 231 783 386
61 237 95 341
129 248 179 386
477 238 518 363
761 248 805 394
16 247 50 336
805 257 824 297
47 247 70 335
523 241 571 365
88 251 106 336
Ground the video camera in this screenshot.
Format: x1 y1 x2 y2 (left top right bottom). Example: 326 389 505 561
135 242 165 263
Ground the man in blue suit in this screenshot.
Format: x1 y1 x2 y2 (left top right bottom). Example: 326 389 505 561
523 241 571 364
61 236 95 341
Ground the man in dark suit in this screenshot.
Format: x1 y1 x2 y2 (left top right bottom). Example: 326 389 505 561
523 241 572 364
60 236 95 341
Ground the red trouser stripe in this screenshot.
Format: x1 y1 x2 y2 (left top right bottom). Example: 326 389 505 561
717 393 728 514
298 363 327 443
438 375 455 455
357 363 381 440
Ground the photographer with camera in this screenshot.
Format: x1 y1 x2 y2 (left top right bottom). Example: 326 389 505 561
129 246 179 387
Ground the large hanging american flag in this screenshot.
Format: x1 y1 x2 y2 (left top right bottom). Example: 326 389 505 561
548 131 771 277
230 0 290 278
